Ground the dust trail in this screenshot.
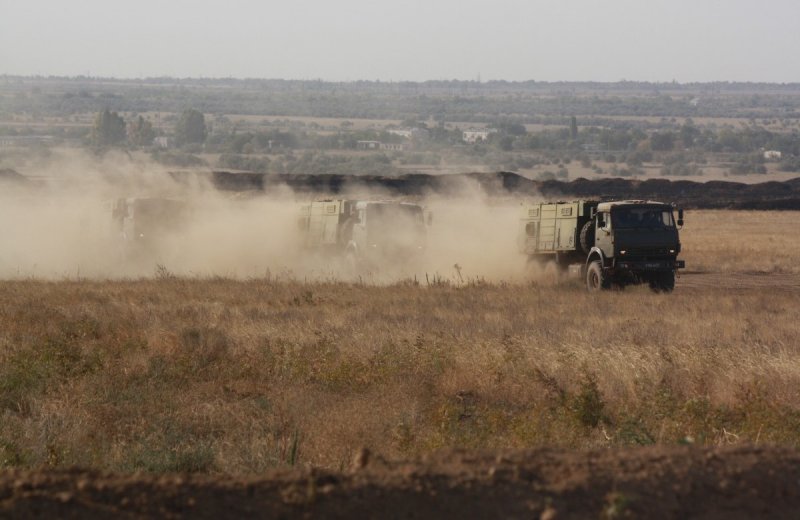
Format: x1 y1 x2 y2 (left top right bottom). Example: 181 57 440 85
0 151 540 281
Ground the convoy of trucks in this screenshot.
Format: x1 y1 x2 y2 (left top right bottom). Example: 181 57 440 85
111 195 684 292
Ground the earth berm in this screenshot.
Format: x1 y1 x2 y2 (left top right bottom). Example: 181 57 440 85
2 445 797 519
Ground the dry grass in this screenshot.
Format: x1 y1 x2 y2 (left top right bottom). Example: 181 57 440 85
1 277 799 475
1 210 798 474
681 211 800 274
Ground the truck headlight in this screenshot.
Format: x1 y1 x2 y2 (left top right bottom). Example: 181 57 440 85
620 250 626 255
669 249 675 254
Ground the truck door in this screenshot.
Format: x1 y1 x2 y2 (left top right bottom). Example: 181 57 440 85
596 212 613 258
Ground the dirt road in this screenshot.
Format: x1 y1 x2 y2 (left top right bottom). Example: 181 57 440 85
2 445 799 519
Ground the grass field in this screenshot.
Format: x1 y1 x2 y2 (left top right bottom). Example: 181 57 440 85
681 211 800 274
0 210 798 475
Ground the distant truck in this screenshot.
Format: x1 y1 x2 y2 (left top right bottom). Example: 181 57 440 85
518 200 685 291
112 197 188 251
298 199 430 270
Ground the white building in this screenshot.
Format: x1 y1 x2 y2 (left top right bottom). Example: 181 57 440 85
462 129 496 144
764 150 782 160
387 128 429 140
153 136 172 149
356 140 381 150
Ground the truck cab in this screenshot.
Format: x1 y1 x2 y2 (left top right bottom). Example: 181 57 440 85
112 197 188 247
299 199 429 271
589 201 685 291
350 201 427 261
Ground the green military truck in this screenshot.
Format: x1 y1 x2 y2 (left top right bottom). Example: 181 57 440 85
112 197 188 247
518 200 685 291
298 199 429 271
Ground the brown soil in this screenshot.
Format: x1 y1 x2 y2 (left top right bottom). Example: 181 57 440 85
2 445 799 519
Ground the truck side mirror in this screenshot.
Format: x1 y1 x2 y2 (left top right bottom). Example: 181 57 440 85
597 216 606 229
677 208 684 227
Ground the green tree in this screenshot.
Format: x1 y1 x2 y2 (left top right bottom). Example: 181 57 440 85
650 132 676 152
127 115 156 147
91 109 126 147
175 109 207 145
569 116 578 140
679 120 699 148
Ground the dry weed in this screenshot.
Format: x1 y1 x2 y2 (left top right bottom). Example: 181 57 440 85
1 279 799 474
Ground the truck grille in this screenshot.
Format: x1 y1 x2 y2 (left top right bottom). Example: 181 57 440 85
625 247 672 257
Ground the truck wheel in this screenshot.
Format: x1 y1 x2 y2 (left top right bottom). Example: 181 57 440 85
579 221 595 254
649 271 675 293
586 260 609 292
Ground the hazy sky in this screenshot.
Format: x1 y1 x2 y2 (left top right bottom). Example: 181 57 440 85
1 0 798 82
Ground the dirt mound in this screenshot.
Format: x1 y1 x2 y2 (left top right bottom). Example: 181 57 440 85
3 445 799 519
0 168 27 184
193 170 800 209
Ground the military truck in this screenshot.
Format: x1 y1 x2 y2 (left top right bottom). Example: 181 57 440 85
112 197 188 252
518 200 685 291
298 199 429 271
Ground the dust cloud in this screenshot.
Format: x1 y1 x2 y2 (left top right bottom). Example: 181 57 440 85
0 151 535 282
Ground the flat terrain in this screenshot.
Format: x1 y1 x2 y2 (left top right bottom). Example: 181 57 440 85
1 209 799 516
680 271 800 289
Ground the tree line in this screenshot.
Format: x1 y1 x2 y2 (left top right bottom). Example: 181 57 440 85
91 109 206 148
5 77 800 124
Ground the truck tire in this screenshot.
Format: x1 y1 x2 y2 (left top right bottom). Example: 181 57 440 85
586 260 609 291
579 221 595 255
649 271 675 293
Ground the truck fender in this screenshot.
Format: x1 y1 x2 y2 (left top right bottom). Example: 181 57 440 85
586 247 606 268
345 240 359 255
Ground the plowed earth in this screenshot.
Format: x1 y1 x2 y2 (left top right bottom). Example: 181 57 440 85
2 445 799 519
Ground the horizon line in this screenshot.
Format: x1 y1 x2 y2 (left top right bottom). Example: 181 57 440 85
2 74 800 87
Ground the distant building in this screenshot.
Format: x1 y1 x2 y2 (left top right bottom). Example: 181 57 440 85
357 140 381 150
154 136 172 149
764 150 782 160
357 140 405 151
0 136 54 147
387 128 429 140
462 129 496 143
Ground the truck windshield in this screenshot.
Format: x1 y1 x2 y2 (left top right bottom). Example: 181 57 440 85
611 207 674 229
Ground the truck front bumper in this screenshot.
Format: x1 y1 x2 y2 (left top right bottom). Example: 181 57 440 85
614 259 685 271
